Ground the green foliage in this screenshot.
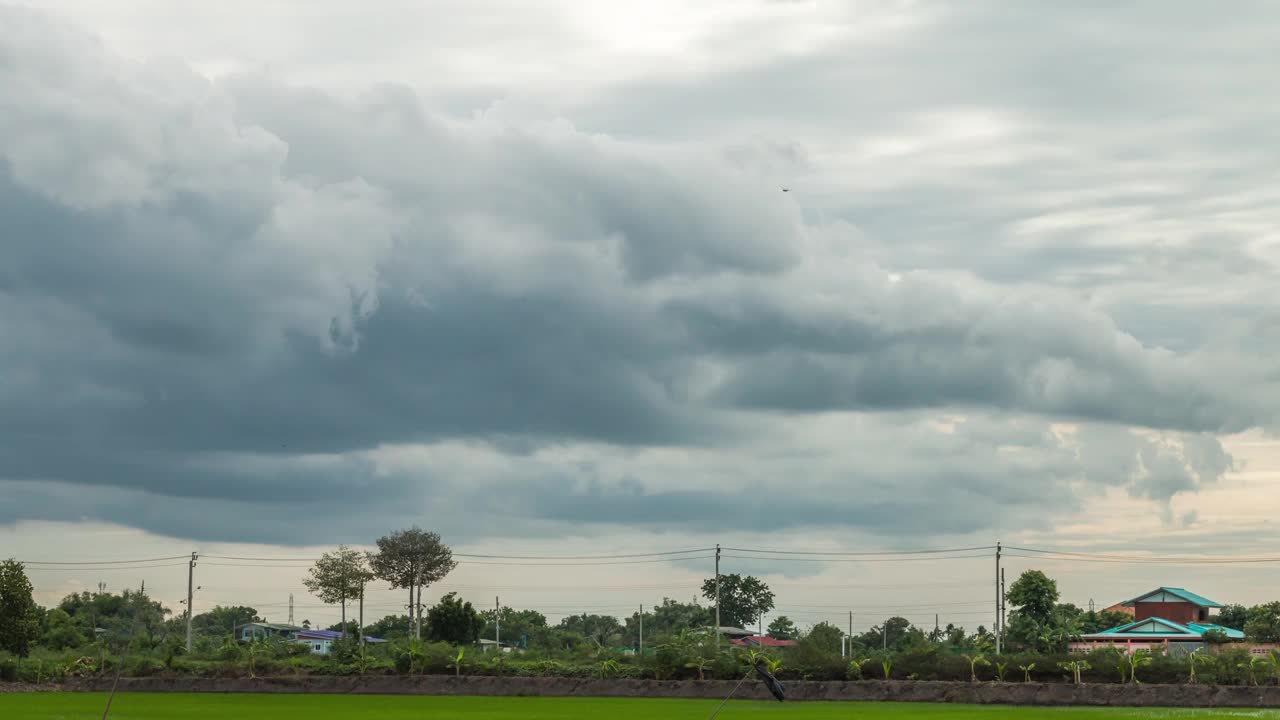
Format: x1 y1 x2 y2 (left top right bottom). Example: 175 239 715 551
302 546 373 631
1058 659 1090 685
1244 602 1280 643
557 613 623 648
847 658 871 680
961 654 989 682
1212 604 1249 631
40 608 86 650
483 607 547 646
766 616 798 640
425 593 483 645
699 574 774 629
1201 628 1230 644
1126 648 1153 684
1006 570 1059 624
802 621 845 654
364 614 413 641
881 658 893 680
190 606 263 638
1019 663 1035 683
0 561 45 657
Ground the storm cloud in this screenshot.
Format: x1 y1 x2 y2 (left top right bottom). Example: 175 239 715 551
1 4 1276 547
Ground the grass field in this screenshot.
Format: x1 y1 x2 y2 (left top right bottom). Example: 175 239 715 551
4 694 1280 719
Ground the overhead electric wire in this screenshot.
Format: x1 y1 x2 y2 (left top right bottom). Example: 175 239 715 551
721 553 991 563
19 555 191 565
726 545 996 556
1005 546 1280 564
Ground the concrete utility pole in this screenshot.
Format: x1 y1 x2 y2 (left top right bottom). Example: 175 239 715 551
639 605 644 654
288 594 294 626
185 551 198 653
714 545 722 643
495 596 501 647
995 541 1002 655
1000 567 1006 649
849 611 853 650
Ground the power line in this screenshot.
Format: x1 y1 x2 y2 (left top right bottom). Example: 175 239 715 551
725 545 995 556
18 556 191 565
721 553 991 563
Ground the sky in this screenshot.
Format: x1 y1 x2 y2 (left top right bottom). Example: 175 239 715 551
2 1 1279 635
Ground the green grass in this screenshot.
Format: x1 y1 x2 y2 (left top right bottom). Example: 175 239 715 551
3 694 1280 719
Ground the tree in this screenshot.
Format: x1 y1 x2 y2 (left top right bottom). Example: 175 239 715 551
1245 602 1280 643
855 616 918 652
41 608 86 650
302 546 371 640
557 613 624 647
1214 604 1249 631
364 614 413 640
0 560 43 656
648 599 714 637
766 616 798 640
1006 570 1059 625
191 606 263 638
425 592 482 645
699 574 774 629
369 528 457 640
483 607 548 646
802 621 845 654
1005 570 1066 652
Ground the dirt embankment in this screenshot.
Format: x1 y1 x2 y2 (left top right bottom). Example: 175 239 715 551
33 676 1280 707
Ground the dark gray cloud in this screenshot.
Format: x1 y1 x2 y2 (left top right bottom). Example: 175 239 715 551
0 5 1272 546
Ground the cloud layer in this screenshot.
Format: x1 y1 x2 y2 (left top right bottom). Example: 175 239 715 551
1 4 1276 547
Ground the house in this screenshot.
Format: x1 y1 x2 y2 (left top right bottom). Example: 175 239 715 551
294 629 386 655
1072 587 1239 655
730 635 798 648
477 639 517 654
716 626 753 640
235 622 301 642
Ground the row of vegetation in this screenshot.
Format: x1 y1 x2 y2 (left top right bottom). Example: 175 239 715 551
3 532 1280 688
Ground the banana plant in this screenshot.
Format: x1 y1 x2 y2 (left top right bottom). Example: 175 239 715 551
763 656 783 674
447 648 466 677
881 658 893 680
596 659 621 679
962 654 990 683
1188 649 1212 684
847 658 872 680
1019 663 1036 683
1126 649 1152 684
995 662 1009 682
1058 660 1091 685
685 657 712 681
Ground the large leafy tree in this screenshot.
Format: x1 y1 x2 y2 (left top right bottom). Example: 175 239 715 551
1245 602 1280 642
855 616 920 651
0 560 41 657
41 608 86 650
766 616 798 640
1006 570 1059 624
482 607 547 646
363 614 413 640
558 613 624 647
648 599 714 637
303 546 372 640
369 528 457 640
802 621 845 653
425 592 483 645
1214 604 1249 631
191 606 263 637
700 574 775 629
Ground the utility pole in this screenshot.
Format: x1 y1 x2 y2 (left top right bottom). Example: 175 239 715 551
849 611 853 651
359 587 365 649
714 544 722 643
994 541 1002 656
288 594 294 625
495 596 501 647
1000 567 1006 649
185 551 198 653
639 605 644 655
883 621 887 651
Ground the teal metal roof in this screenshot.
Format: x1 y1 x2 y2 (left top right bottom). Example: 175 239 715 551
1120 587 1223 608
1081 617 1243 640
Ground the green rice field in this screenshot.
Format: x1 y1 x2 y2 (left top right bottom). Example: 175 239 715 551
4 694 1280 720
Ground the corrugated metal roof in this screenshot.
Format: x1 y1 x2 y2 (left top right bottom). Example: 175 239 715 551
1080 617 1243 640
1120 587 1223 608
